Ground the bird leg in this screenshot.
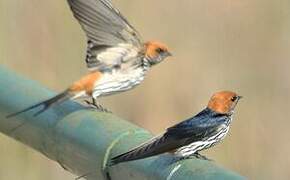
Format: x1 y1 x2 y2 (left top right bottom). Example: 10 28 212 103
84 98 112 113
192 152 212 161
180 152 212 161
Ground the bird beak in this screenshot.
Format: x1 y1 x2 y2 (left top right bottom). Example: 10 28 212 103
229 95 242 115
165 52 173 57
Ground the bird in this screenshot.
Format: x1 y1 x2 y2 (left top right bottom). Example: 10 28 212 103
6 0 172 118
108 91 242 166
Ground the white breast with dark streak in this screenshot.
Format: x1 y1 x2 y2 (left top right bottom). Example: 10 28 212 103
92 59 149 98
174 117 232 157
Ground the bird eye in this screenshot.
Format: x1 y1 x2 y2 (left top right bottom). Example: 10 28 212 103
156 48 164 53
231 96 238 102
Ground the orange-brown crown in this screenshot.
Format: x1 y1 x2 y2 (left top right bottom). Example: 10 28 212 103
144 41 170 59
207 91 241 114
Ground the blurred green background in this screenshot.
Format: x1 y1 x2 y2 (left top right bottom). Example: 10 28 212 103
1 0 290 179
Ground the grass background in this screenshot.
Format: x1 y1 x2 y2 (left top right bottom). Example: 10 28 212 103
1 0 290 179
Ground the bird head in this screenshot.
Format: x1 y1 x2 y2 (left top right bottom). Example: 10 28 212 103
144 41 172 65
207 91 242 115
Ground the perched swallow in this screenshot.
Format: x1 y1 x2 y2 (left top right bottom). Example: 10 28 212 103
109 91 242 166
6 0 171 118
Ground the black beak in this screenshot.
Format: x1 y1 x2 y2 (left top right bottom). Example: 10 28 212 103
165 51 172 57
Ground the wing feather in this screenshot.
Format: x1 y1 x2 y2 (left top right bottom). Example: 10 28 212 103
67 0 142 71
109 135 186 166
166 108 229 140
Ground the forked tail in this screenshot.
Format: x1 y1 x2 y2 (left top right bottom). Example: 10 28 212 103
6 90 73 118
108 135 172 167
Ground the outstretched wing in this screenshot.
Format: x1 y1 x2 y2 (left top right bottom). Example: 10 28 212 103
67 0 142 71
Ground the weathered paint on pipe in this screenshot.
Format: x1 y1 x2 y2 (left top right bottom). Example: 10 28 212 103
0 67 245 180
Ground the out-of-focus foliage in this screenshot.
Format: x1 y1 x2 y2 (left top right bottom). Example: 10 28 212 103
1 0 290 179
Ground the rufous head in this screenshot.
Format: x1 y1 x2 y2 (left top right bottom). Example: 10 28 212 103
207 91 242 115
144 41 172 65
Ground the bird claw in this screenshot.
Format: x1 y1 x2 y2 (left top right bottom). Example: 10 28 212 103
182 153 212 161
192 153 212 161
84 100 112 113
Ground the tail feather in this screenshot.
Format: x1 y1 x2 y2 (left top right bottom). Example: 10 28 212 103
6 90 72 118
109 135 179 166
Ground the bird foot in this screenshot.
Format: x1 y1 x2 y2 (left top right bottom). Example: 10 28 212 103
183 153 212 161
84 100 112 113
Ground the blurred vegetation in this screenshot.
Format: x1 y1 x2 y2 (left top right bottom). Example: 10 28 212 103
1 0 290 179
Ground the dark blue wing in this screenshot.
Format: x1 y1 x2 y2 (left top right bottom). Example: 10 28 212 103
109 108 229 166
166 108 229 140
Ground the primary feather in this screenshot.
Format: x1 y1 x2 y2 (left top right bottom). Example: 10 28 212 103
67 0 142 71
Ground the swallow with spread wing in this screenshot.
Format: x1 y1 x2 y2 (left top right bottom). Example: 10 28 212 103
7 0 172 118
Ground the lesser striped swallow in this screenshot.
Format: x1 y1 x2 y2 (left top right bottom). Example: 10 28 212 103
109 91 242 166
6 0 171 118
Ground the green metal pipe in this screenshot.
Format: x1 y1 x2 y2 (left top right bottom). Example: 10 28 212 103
0 67 245 180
